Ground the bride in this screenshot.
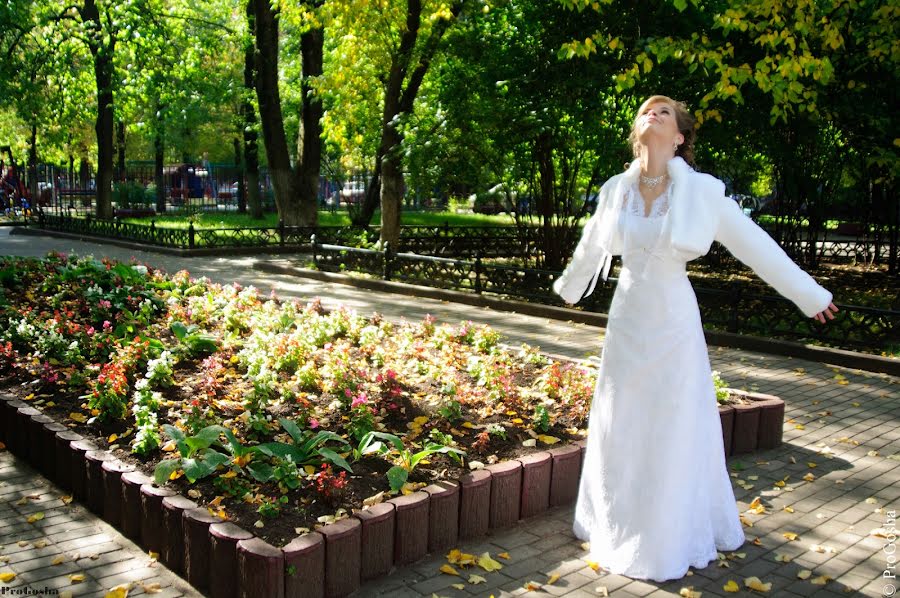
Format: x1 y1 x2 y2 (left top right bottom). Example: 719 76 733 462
553 95 838 582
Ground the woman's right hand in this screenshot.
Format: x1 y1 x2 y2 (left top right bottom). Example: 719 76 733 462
812 302 839 324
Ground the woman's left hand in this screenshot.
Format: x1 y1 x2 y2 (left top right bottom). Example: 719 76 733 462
813 302 839 324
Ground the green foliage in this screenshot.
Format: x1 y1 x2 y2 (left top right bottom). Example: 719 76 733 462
153 424 230 484
170 322 219 357
438 399 462 423
532 404 551 433
253 418 354 474
354 430 465 492
113 181 154 209
711 370 730 404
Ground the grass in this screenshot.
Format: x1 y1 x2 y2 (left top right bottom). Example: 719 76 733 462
118 209 517 229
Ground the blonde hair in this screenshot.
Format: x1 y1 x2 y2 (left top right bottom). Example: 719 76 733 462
628 95 696 165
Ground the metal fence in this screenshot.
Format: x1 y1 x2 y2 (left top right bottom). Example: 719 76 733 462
311 239 898 354
26 163 440 217
28 213 894 270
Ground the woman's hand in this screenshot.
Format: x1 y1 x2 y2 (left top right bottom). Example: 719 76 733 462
812 302 839 324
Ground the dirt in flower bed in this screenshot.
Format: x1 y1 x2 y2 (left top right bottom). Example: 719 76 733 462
0 253 595 546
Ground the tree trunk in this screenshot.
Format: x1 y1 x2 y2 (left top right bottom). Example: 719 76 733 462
233 138 246 213
376 0 463 246
154 122 165 213
116 120 126 181
351 163 381 226
83 0 115 220
252 0 300 224
536 131 563 271
296 26 323 226
243 0 263 220
27 124 38 205
380 128 404 248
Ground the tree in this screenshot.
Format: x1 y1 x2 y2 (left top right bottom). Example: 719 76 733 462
560 0 899 270
250 0 323 226
321 0 465 246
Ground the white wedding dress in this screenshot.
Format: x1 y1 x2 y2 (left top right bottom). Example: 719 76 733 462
573 180 746 582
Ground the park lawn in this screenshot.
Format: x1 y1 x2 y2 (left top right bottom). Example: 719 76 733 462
120 210 518 229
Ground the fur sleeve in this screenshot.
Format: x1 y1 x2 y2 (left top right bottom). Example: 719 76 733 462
552 179 616 304
714 198 832 318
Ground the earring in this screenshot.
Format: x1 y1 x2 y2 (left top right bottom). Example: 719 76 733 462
673 142 679 152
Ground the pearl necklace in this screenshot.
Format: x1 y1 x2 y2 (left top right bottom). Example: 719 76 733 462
639 173 667 189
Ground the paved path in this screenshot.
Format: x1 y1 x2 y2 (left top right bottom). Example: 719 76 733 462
0 228 898 598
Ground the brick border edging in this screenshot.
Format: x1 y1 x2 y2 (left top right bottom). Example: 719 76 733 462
0 383 785 596
253 261 899 377
719 389 785 456
0 391 587 598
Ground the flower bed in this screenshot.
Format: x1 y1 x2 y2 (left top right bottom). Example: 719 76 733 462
0 253 595 545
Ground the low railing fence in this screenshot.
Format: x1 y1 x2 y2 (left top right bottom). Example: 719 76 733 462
311 238 897 354
29 213 891 267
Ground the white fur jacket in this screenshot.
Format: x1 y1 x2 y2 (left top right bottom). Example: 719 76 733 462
552 156 833 318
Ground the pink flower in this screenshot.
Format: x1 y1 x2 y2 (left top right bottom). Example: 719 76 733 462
350 392 368 409
86 327 96 336
308 418 319 429
102 320 112 331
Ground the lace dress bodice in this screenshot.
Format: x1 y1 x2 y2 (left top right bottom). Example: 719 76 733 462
620 180 684 281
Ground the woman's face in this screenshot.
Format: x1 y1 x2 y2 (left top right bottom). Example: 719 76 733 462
637 101 683 146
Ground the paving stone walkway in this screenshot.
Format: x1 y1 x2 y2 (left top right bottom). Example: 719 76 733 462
0 450 201 597
0 228 897 598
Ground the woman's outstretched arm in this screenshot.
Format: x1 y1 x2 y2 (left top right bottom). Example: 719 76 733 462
714 197 835 321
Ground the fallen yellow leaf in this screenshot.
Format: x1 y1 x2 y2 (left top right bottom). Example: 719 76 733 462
723 579 740 592
0 572 16 583
142 583 162 594
536 435 560 445
446 549 476 566
61 495 73 505
468 574 486 584
524 581 542 590
811 575 832 585
744 576 771 592
52 555 67 566
69 412 87 423
104 584 130 598
546 573 560 585
585 560 601 572
783 506 794 513
108 434 118 443
27 512 45 523
803 473 816 482
69 574 86 583
679 588 701 598
783 532 800 541
797 570 812 579
774 554 792 563
497 552 510 560
478 553 503 572
439 564 459 576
